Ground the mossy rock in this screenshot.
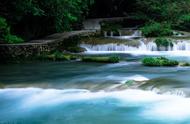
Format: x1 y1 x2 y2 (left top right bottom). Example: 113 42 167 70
38 51 78 61
0 83 4 88
142 57 179 67
179 62 190 66
82 56 120 63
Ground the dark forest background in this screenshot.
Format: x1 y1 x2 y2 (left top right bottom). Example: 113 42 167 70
1 0 190 43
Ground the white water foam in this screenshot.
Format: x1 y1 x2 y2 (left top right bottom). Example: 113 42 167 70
81 40 190 57
120 75 149 84
1 88 190 121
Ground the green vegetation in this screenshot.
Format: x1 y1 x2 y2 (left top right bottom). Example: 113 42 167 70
179 62 190 66
82 56 120 63
0 17 23 44
1 0 94 40
176 14 190 31
141 22 173 37
136 0 190 23
4 34 24 44
154 38 173 48
38 51 77 61
142 57 179 66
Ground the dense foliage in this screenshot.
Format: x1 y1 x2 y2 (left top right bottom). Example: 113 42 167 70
154 38 173 48
141 22 173 37
0 17 23 43
90 0 190 36
2 0 190 41
0 0 94 40
136 0 190 22
176 14 190 31
142 57 179 66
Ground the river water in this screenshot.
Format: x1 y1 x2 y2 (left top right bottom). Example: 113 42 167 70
1 39 190 124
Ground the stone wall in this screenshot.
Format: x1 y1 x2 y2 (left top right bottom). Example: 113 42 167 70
0 30 96 61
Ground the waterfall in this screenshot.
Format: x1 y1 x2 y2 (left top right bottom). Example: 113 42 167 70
173 41 190 51
104 30 142 39
104 31 107 37
81 40 190 52
81 41 158 52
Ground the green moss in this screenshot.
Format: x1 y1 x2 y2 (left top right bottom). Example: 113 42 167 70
38 51 78 61
82 56 120 63
142 57 179 66
141 22 173 37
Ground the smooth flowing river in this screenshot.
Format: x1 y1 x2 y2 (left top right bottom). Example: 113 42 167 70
1 52 190 124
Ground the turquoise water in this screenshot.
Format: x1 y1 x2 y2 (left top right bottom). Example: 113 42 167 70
1 54 190 124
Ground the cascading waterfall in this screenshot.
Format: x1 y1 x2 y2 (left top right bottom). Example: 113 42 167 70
173 41 190 51
81 40 190 52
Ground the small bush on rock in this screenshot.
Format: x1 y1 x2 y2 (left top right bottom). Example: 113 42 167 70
154 38 173 48
82 56 120 63
38 51 77 61
142 57 179 66
179 62 190 66
141 22 173 37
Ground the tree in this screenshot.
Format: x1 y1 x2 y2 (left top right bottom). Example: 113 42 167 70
0 0 94 40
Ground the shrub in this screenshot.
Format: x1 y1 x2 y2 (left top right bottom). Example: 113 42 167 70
82 56 120 63
179 62 190 66
0 17 10 37
142 57 179 66
141 22 173 37
154 38 173 48
176 14 190 31
0 16 24 44
4 34 24 44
